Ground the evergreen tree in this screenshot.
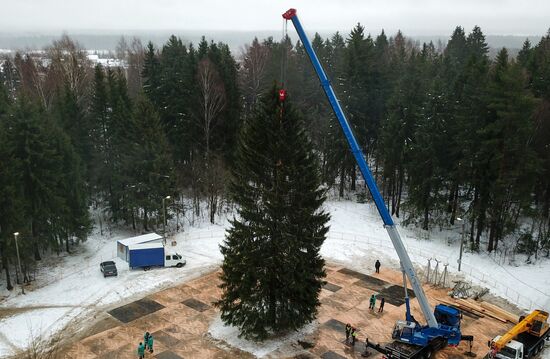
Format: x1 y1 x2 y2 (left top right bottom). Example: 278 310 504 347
453 26 490 236
89 64 111 198
530 30 550 99
54 85 93 175
0 74 9 115
406 70 448 229
517 39 533 69
142 42 162 107
126 95 175 231
158 35 192 164
0 88 19 290
216 88 329 340
482 49 537 252
380 36 425 216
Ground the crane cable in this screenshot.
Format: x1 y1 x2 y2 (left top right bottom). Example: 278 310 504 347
278 19 288 103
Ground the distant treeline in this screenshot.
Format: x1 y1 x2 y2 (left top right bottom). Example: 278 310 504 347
1 23 550 290
0 31 544 54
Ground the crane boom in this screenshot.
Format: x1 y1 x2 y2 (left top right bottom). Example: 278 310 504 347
494 310 549 351
282 8 438 329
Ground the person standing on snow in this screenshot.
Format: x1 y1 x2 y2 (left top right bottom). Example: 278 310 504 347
369 294 376 310
375 260 381 273
378 297 385 312
147 333 154 353
137 342 145 359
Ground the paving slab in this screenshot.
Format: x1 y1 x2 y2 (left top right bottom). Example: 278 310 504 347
378 284 416 306
322 318 347 333
155 350 184 359
108 298 165 323
182 298 211 312
353 275 391 293
152 330 181 348
320 350 348 359
323 282 342 292
337 267 372 282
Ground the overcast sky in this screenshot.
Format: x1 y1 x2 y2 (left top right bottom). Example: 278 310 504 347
2 0 549 35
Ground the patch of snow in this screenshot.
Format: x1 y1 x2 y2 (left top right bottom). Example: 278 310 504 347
324 200 550 312
208 315 316 358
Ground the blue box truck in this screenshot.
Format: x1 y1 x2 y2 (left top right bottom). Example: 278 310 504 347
127 242 186 270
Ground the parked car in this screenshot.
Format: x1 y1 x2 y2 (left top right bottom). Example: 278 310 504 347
100 261 118 277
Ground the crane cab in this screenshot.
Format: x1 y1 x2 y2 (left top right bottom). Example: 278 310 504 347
489 336 524 359
392 320 417 342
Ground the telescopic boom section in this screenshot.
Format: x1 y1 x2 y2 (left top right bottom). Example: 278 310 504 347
283 8 438 329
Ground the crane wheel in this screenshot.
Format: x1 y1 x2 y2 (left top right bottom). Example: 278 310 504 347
423 348 433 359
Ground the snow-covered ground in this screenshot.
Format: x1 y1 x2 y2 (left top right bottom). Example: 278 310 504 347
0 199 549 358
0 221 226 357
209 316 317 358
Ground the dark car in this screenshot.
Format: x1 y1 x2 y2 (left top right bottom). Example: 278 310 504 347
100 261 118 277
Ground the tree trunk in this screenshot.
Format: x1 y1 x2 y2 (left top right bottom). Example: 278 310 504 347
143 208 149 231
65 234 70 253
488 218 497 252
2 253 13 290
470 185 479 248
31 220 41 261
396 166 404 218
450 182 459 225
339 163 345 198
422 187 430 231
350 164 356 191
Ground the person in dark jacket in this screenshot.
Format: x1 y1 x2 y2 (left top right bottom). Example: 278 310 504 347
143 332 150 350
345 323 352 343
379 297 385 312
375 260 381 273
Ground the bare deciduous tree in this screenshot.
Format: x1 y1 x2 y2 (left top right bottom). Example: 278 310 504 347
197 58 227 224
14 53 46 107
197 58 226 157
46 34 91 106
240 37 269 109
127 37 145 98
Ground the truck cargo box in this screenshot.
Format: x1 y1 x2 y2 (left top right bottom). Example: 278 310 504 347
128 242 164 268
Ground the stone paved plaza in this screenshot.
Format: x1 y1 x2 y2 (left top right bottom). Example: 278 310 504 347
59 263 510 358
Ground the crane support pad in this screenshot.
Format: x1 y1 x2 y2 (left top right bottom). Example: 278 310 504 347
379 285 417 306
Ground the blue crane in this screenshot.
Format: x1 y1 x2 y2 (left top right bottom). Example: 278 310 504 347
282 8 467 357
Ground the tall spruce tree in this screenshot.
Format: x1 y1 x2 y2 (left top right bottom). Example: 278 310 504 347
216 88 329 340
126 94 175 231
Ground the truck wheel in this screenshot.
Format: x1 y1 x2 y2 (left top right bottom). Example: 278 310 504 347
176 263 183 268
143 266 151 271
423 348 433 359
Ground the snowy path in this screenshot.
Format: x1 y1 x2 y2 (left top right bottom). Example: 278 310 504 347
0 200 549 358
